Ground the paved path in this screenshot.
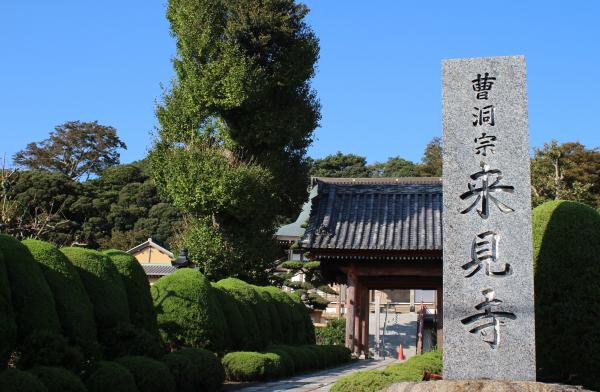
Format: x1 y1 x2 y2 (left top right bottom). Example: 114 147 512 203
223 358 397 392
370 312 418 359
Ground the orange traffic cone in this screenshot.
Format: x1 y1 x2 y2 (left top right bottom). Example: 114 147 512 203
397 344 405 361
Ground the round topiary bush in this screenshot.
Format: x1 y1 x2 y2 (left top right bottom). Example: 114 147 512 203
256 287 284 343
22 240 97 352
210 283 245 350
0 247 17 367
85 360 138 392
221 352 283 381
0 369 48 392
216 278 271 349
163 347 224 392
265 346 295 376
0 234 60 342
330 370 396 392
16 331 84 372
60 247 130 331
115 356 175 392
532 200 600 390
99 322 164 360
29 366 86 392
261 286 295 344
287 292 314 344
151 268 225 351
103 250 160 340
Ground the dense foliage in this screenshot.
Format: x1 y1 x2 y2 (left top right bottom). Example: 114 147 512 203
315 318 345 346
23 240 97 352
330 350 442 392
0 248 16 367
0 369 48 392
103 250 159 340
29 366 87 392
532 200 600 389
210 283 247 350
151 0 321 284
0 234 60 342
163 348 224 392
115 356 175 392
277 259 334 310
60 247 130 331
16 331 84 372
151 268 225 351
84 361 138 392
222 351 282 381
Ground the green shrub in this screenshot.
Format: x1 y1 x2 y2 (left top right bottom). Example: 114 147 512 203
163 347 224 392
214 279 262 350
61 247 130 331
210 283 245 350
218 279 272 348
261 287 294 344
29 366 86 392
103 250 160 340
222 352 283 381
256 287 284 343
264 346 295 376
115 356 175 392
0 234 60 341
533 201 600 390
151 268 225 351
16 331 84 372
99 322 164 359
316 318 345 346
0 248 17 367
0 369 48 392
85 361 138 392
331 350 442 392
22 240 97 353
288 292 315 344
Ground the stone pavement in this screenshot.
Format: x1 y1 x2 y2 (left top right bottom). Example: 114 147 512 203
224 357 397 392
369 311 418 360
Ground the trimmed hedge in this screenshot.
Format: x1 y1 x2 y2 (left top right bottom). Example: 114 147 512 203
217 278 272 348
22 240 97 352
330 350 442 392
533 201 600 390
0 247 17 367
222 352 283 381
17 331 84 371
288 292 315 344
256 287 284 343
151 268 225 351
85 361 138 392
61 247 130 331
99 322 164 359
0 369 48 392
103 250 160 340
214 279 261 350
261 286 295 344
210 283 246 350
0 234 60 341
115 356 175 392
29 366 86 392
163 347 224 392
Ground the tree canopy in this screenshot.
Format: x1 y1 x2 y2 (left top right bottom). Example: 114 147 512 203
13 121 126 181
150 0 321 283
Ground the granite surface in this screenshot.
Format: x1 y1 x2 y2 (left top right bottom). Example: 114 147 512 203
384 381 592 392
441 56 535 380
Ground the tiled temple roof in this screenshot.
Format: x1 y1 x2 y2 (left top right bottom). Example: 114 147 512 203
301 178 442 251
142 264 178 277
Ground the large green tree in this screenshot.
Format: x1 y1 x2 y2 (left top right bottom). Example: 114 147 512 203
151 0 320 283
308 152 369 178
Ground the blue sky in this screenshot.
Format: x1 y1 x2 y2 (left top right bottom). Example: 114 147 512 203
1 1 598 167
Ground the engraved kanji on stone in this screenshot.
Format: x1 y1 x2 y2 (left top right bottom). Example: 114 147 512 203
472 72 496 100
473 105 495 126
474 132 497 156
462 231 511 277
461 289 516 349
460 162 515 219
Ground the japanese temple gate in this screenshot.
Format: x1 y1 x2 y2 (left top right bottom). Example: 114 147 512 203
300 178 443 355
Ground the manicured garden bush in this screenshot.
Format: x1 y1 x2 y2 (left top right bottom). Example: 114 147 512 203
0 234 60 341
103 250 160 340
288 292 315 344
0 248 17 367
222 351 283 381
61 247 130 331
217 278 272 348
23 240 97 352
331 350 442 392
210 283 245 350
163 347 224 392
533 201 600 390
0 369 48 392
273 345 311 372
85 360 138 392
215 279 261 350
16 331 84 372
256 287 284 343
115 356 175 392
315 318 345 346
99 322 164 359
29 366 86 392
151 268 225 351
265 346 295 376
260 286 295 344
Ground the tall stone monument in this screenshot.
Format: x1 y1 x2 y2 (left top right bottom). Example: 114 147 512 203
442 56 536 380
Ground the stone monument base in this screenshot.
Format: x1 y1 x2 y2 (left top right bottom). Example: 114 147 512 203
383 380 592 392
